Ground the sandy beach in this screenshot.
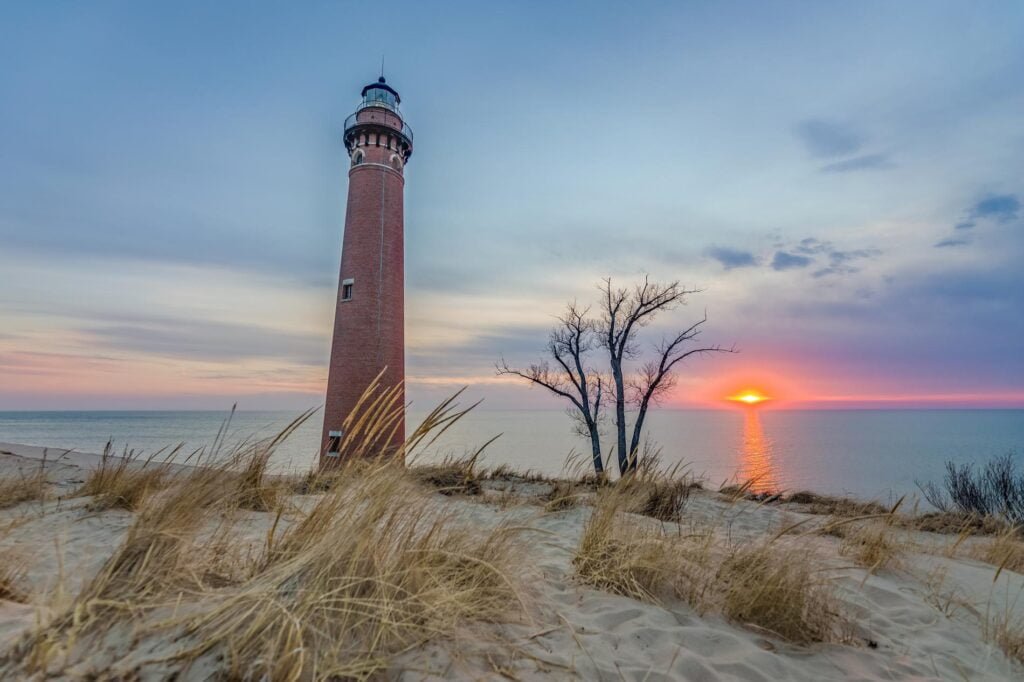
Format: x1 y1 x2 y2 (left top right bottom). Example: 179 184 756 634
2 439 1023 680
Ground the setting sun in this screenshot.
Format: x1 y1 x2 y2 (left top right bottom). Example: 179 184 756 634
727 390 771 405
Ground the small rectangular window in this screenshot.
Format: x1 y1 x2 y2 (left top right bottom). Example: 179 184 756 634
341 278 354 301
326 430 343 456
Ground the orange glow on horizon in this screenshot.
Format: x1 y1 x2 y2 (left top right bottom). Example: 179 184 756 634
727 389 771 406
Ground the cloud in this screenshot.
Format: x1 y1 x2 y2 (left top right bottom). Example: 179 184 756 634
939 194 1020 243
969 194 1020 223
793 119 893 174
794 119 863 158
705 246 758 270
820 154 894 173
410 326 550 376
82 317 327 365
829 248 883 265
771 251 813 271
794 237 832 255
812 247 883 277
776 239 881 277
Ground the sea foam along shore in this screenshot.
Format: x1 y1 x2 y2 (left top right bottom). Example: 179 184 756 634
2 435 1024 681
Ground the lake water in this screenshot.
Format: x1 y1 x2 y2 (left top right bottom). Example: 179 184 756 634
1 409 1022 502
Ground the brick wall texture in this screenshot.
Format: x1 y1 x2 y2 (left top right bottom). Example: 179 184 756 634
321 105 409 466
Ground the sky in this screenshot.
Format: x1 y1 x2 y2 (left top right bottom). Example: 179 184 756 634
1 1 1022 411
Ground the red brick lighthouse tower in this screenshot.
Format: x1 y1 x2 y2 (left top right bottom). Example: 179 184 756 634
321 76 413 465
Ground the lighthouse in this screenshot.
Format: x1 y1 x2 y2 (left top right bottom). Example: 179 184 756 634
321 76 413 465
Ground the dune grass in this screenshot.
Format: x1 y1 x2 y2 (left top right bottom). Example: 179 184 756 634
984 581 1024 665
613 453 697 522
572 487 680 601
571 466 690 602
75 443 176 511
717 541 842 644
573 480 846 644
987 613 1024 665
542 479 581 512
229 408 318 511
838 522 903 574
409 451 486 496
910 511 1008 536
786 490 888 517
972 528 1024 575
185 461 522 680
624 471 695 523
0 459 48 510
0 551 28 603
4 384 526 680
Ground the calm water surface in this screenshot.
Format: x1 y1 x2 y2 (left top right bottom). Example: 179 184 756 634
1 409 1021 501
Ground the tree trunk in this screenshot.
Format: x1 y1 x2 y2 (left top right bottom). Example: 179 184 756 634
628 402 648 471
579 397 603 476
588 424 603 475
611 356 628 475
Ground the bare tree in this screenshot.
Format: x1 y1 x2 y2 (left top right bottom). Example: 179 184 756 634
497 303 607 475
499 277 733 477
599 277 734 474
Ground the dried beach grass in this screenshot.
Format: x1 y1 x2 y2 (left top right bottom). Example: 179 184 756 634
619 453 695 522
984 575 1024 665
573 482 845 644
839 522 903 573
0 550 28 603
718 478 781 503
972 527 1024 574
228 408 317 511
910 511 1008 536
626 477 695 523
987 611 1024 665
572 488 686 601
76 443 176 511
717 541 843 644
184 461 522 680
82 461 235 604
10 455 237 673
830 497 906 574
543 480 581 512
0 462 48 510
786 490 888 517
5 384 525 680
410 451 486 496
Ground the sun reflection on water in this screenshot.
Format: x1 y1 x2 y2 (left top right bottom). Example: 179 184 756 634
738 409 778 493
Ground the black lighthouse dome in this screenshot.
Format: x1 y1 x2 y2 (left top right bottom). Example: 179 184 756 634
360 76 400 111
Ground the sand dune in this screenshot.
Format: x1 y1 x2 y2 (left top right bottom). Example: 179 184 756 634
2 441 1023 680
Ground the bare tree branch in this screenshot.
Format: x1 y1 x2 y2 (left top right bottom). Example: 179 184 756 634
496 357 583 411
626 310 737 462
496 302 606 475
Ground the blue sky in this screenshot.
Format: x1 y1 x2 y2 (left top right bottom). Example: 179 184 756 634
1 1 1022 409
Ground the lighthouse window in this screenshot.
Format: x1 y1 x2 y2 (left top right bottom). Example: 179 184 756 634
341 278 354 301
326 430 343 457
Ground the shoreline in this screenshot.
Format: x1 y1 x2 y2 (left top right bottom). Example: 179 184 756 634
3 408 1022 504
